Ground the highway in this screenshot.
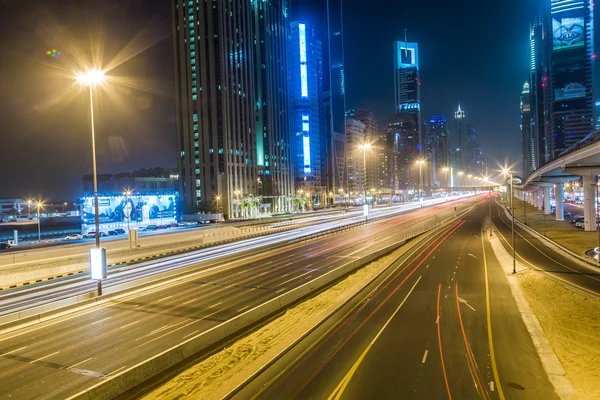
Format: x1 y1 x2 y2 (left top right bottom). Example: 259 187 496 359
0 195 473 315
233 200 558 400
491 199 600 298
0 196 480 399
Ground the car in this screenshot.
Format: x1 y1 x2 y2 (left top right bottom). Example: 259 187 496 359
571 217 584 224
146 224 157 231
156 224 168 229
113 228 126 235
575 220 585 228
107 230 118 236
177 221 188 227
137 226 147 232
0 242 10 250
64 234 82 241
83 231 108 238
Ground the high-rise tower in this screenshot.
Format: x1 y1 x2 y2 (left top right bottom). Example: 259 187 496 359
521 82 534 175
549 0 595 157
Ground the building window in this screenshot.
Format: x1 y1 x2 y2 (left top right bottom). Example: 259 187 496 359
195 179 201 187
196 190 201 198
195 168 200 175
192 94 197 101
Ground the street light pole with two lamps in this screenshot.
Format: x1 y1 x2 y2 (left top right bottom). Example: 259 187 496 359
502 168 517 274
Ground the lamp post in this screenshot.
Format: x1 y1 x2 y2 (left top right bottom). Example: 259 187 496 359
442 167 449 195
358 143 372 206
123 189 133 234
416 159 425 200
77 69 106 249
27 199 32 218
234 190 241 218
503 168 516 274
77 68 106 297
36 201 44 243
215 195 222 214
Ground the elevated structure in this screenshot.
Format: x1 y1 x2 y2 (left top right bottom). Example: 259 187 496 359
519 133 600 230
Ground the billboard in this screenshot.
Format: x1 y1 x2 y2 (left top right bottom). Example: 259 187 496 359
553 62 586 101
553 17 584 51
81 193 178 232
555 82 586 100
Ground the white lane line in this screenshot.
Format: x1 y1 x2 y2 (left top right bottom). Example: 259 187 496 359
91 317 111 325
238 270 247 274
276 288 286 294
489 381 495 392
422 350 429 364
280 273 289 278
426 264 429 269
181 298 198 305
0 346 27 358
30 351 59 364
468 253 478 259
157 295 173 302
183 330 200 339
67 357 94 369
237 305 250 313
107 365 127 376
120 320 140 330
209 302 222 309
305 275 313 280
225 284 235 289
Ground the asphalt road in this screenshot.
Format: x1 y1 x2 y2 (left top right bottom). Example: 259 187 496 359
492 199 600 298
0 196 480 399
234 200 558 400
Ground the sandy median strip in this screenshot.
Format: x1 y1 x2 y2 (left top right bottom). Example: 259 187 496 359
141 245 409 400
518 271 600 400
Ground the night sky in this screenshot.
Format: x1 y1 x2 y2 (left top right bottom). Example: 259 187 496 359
0 0 539 200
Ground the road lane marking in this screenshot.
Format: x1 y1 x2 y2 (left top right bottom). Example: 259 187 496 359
458 297 476 312
119 320 140 329
0 346 26 358
30 351 59 364
181 298 198 305
237 305 250 313
183 330 199 339
67 357 94 369
482 232 506 400
107 365 127 376
238 270 247 274
490 381 495 392
456 284 487 399
468 253 478 259
426 264 429 269
157 295 173 302
209 302 222 309
437 284 452 400
421 350 428 364
327 276 422 400
276 288 286 294
91 317 111 325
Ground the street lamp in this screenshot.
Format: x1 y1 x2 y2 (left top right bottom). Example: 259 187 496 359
123 189 133 235
35 200 44 242
77 68 106 249
442 167 450 194
502 168 516 274
27 199 32 218
358 143 372 206
215 195 222 214
416 159 425 200
234 190 241 218
77 68 106 296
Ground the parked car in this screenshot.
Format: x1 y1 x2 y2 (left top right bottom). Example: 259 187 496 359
156 224 168 229
570 217 584 224
0 242 10 250
113 228 126 235
137 226 147 232
64 234 82 241
83 231 108 238
575 220 585 228
145 224 157 231
107 230 118 236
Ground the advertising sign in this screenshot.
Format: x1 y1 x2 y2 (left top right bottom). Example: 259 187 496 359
555 82 586 100
553 17 585 51
81 193 177 232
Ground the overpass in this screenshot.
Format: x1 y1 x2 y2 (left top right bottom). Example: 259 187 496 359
517 133 600 231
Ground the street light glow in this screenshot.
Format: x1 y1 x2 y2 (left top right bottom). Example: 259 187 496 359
76 69 106 85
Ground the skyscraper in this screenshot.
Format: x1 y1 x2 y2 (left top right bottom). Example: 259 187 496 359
345 116 366 198
393 40 422 151
549 0 595 157
521 82 534 175
429 116 449 186
453 105 467 177
529 6 551 169
289 22 325 197
326 0 347 202
351 110 382 193
388 113 419 193
252 0 294 213
172 0 257 216
172 0 293 216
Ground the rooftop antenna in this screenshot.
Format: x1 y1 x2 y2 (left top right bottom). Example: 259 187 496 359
404 29 408 59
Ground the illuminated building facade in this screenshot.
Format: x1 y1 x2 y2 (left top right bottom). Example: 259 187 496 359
549 0 595 157
172 0 293 216
521 82 534 175
428 116 449 187
289 22 325 196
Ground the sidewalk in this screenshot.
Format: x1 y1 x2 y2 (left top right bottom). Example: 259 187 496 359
503 197 598 255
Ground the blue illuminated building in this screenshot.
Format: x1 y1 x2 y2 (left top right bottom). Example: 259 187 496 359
289 22 325 195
